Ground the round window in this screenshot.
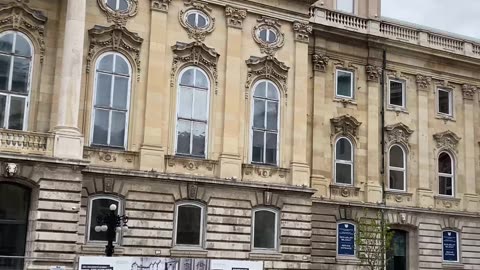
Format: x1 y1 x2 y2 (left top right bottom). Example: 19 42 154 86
106 0 129 12
259 28 278 44
186 10 209 29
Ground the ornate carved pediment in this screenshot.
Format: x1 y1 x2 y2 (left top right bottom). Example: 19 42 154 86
462 84 477 100
365 64 382 82
0 0 47 62
151 0 172 12
97 0 138 26
385 123 414 147
416 74 431 90
87 25 143 80
245 56 289 99
292 21 312 43
225 5 246 29
433 130 461 152
330 115 362 139
312 54 329 72
170 41 219 93
179 0 215 41
253 16 284 56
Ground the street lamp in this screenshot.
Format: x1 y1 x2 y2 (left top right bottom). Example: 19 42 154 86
94 203 128 256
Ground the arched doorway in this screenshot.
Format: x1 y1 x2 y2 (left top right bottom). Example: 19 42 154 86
0 182 31 270
387 229 408 270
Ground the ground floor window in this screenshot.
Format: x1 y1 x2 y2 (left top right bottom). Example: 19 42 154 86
387 229 408 270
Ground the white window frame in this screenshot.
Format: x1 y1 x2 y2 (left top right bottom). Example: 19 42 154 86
336 0 355 14
334 137 354 185
251 207 279 251
437 88 453 117
185 10 210 29
105 0 128 11
335 69 354 99
438 151 455 197
442 230 460 263
388 79 406 108
388 144 407 192
0 31 33 131
90 52 132 149
249 79 280 166
336 221 356 257
173 201 205 248
174 66 210 158
87 195 122 243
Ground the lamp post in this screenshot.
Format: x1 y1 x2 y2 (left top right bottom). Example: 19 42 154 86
94 203 128 256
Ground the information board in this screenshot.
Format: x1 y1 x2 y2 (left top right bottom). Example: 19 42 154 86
443 230 458 262
337 222 355 256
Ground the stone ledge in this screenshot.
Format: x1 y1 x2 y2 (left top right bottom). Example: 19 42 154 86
80 244 124 255
249 251 283 261
442 262 465 269
333 98 357 108
336 256 360 264
170 247 208 258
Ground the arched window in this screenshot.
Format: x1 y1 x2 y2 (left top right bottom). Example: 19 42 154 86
252 208 278 250
87 196 121 242
0 183 31 270
334 137 353 185
91 52 131 149
176 67 210 157
388 145 406 191
251 80 279 165
174 202 205 246
0 31 33 131
438 152 454 196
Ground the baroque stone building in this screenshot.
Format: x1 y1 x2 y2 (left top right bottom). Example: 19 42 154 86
0 0 479 270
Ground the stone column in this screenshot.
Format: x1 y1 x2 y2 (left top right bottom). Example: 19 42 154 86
218 6 247 179
290 22 312 187
416 74 434 208
53 0 86 159
462 84 479 211
139 0 173 171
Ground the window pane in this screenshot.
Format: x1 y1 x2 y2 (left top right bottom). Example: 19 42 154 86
187 13 197 28
0 55 10 91
266 133 277 165
0 183 30 221
389 145 404 168
439 176 453 196
336 138 352 161
195 70 208 89
254 82 266 98
176 205 202 245
438 90 450 115
252 131 264 163
8 96 25 130
178 87 193 119
92 109 109 145
337 0 354 13
114 56 129 75
267 82 278 100
0 33 13 53
106 0 117 10
389 81 403 107
118 0 128 11
387 230 407 270
192 122 206 157
11 57 29 93
267 30 277 43
197 15 207 28
259 29 268 43
337 71 352 97
89 198 119 241
336 163 352 184
98 54 114 72
0 95 6 128
112 76 128 110
14 35 31 57
438 152 452 174
180 69 194 87
253 99 265 129
95 74 112 107
176 120 191 155
389 170 405 190
110 111 126 147
254 211 276 249
266 101 278 131
193 89 208 121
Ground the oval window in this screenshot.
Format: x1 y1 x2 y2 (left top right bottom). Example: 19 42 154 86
106 0 129 12
186 10 209 29
259 28 278 44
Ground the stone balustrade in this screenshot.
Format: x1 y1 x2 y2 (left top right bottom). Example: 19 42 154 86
0 129 54 156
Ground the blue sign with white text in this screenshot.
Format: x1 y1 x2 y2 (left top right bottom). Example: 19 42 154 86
338 223 355 256
443 231 458 262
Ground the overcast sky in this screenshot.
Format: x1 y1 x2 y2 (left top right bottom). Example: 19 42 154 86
382 0 480 39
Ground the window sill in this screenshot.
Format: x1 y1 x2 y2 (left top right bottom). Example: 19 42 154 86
442 262 464 269
249 250 282 261
336 256 360 264
386 105 408 115
436 114 455 122
170 246 207 258
81 243 124 255
333 98 357 108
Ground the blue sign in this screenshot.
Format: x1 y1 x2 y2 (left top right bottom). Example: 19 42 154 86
338 223 355 256
443 231 458 262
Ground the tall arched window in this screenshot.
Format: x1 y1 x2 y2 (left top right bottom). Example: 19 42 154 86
251 80 279 165
91 52 131 149
87 196 121 242
252 208 279 250
176 67 210 157
174 202 205 247
0 31 33 131
388 145 406 191
335 137 353 185
438 151 454 196
387 229 408 270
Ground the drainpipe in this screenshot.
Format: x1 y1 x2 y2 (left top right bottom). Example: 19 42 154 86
380 49 387 270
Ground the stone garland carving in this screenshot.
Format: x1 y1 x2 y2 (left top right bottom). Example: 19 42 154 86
170 41 219 94
365 64 382 82
384 123 414 147
330 115 362 139
97 0 138 26
416 74 432 90
292 21 312 43
87 25 143 81
225 5 247 29
166 155 217 172
312 54 329 72
243 164 289 179
462 84 477 100
151 0 172 12
385 192 412 203
245 55 289 99
386 70 409 81
0 0 47 63
179 0 216 42
330 185 359 198
83 148 136 163
433 130 461 152
252 17 285 56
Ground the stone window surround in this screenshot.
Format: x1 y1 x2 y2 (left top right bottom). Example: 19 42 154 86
86 195 123 244
251 207 280 252
172 200 206 249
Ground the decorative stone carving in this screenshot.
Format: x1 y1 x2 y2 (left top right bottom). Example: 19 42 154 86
98 151 117 162
242 164 289 179
0 0 47 63
433 130 461 152
151 0 172 12
245 56 289 99
165 155 217 172
225 5 246 29
187 183 198 199
292 21 312 43
385 123 414 147
87 25 143 81
170 41 219 93
4 162 18 177
312 54 329 72
97 0 138 26
264 191 273 205
104 178 114 193
416 74 432 90
179 0 215 41
435 196 461 210
330 115 362 139
365 64 382 82
462 84 477 100
330 185 359 198
385 191 412 203
253 17 285 56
